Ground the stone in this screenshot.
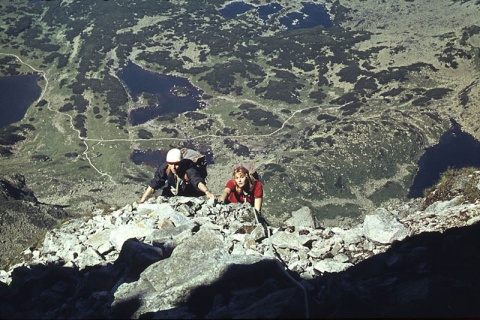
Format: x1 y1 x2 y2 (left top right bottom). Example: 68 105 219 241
313 259 354 274
285 206 316 229
363 214 410 244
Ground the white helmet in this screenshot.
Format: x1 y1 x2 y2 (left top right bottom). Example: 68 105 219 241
166 148 182 164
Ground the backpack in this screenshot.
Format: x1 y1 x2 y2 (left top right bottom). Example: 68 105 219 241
166 148 208 181
181 148 208 180
246 162 260 182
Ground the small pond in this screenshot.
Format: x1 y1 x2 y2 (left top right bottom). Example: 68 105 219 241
131 148 215 169
131 149 168 168
0 75 42 129
218 1 332 29
279 2 333 30
116 61 205 126
218 1 255 18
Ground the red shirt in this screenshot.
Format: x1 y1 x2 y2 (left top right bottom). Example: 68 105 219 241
224 179 263 205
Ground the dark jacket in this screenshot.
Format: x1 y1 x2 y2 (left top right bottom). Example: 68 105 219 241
148 159 205 197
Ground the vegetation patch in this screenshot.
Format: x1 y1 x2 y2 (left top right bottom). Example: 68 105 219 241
313 203 363 224
223 138 251 158
238 103 283 128
138 129 153 139
31 155 51 162
423 167 480 208
368 181 406 206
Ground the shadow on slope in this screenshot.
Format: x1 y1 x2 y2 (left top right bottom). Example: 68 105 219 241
138 258 309 319
0 239 171 319
311 221 480 318
138 223 480 318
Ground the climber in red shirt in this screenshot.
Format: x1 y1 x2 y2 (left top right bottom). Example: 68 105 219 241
220 166 263 213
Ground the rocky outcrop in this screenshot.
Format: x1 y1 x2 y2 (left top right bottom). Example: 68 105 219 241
0 174 70 270
1 182 480 318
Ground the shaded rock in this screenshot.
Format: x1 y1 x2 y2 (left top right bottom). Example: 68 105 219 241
0 173 37 202
112 228 267 318
0 174 70 270
311 222 480 318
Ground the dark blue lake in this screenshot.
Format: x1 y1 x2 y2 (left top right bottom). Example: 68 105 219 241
116 61 205 126
280 2 333 30
408 121 480 198
257 3 283 23
218 1 255 18
0 75 42 129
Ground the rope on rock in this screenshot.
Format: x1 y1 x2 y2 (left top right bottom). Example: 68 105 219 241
252 207 310 319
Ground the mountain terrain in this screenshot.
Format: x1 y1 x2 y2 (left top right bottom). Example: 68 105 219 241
1 0 480 227
1 167 480 318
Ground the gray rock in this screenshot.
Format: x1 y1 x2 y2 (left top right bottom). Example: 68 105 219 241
112 228 266 318
363 213 410 244
424 196 462 214
285 206 316 229
313 258 354 274
270 230 307 251
109 224 154 251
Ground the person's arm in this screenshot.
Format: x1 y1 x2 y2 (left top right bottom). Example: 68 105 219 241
184 162 214 198
197 181 215 199
220 187 232 203
141 164 168 203
140 186 155 203
254 197 263 212
253 180 263 212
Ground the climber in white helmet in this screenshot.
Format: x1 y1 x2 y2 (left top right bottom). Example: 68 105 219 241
140 148 215 203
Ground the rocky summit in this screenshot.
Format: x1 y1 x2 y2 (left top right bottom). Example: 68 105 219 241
1 170 480 318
